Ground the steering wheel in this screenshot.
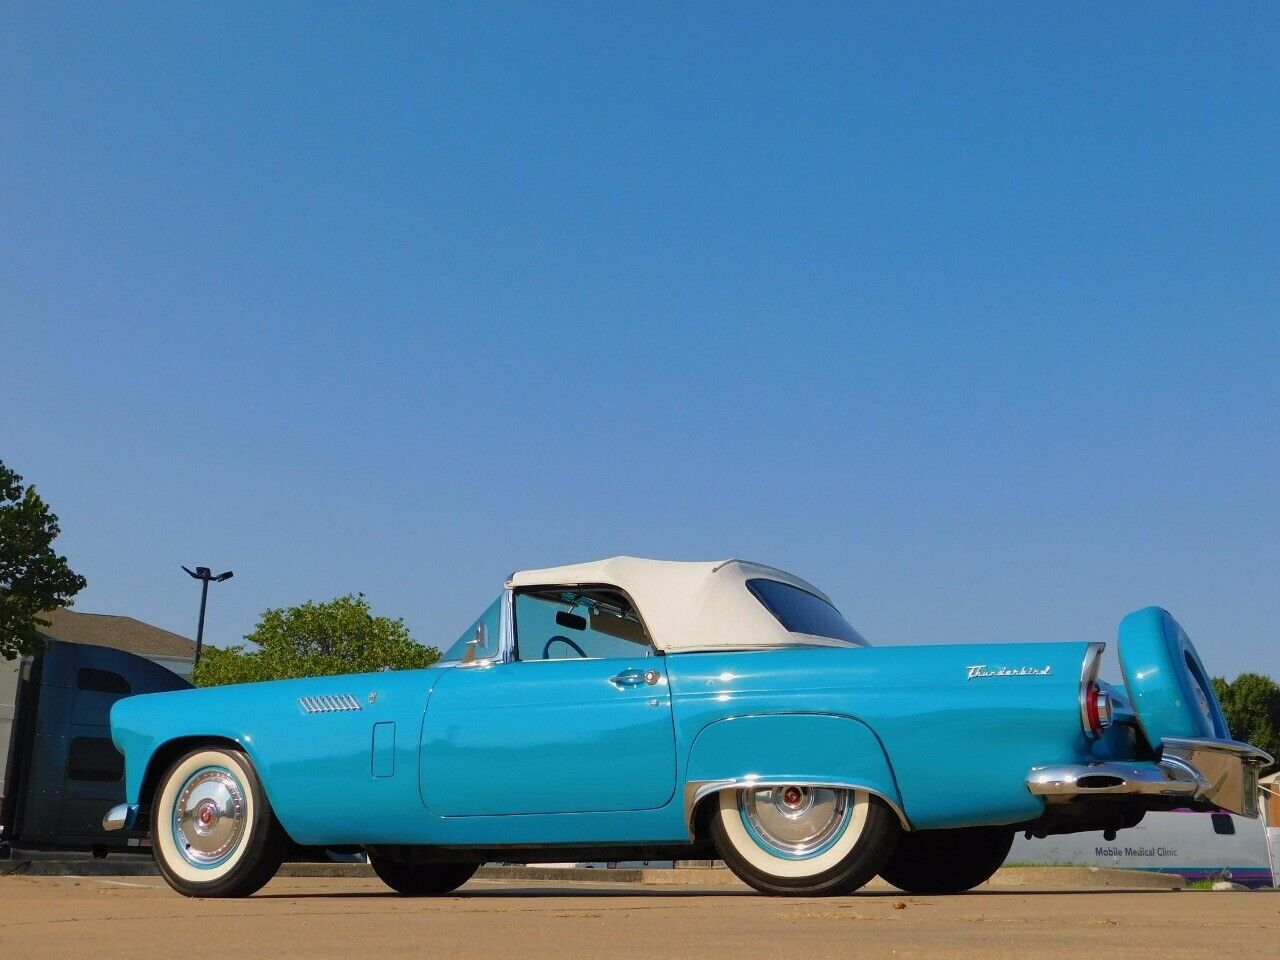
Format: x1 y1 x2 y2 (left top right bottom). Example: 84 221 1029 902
542 634 588 660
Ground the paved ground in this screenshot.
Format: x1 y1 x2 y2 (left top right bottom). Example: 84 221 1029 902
0 875 1274 960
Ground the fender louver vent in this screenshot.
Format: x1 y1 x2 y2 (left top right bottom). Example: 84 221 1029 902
299 694 362 713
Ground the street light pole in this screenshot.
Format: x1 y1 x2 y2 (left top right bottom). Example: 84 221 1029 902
182 566 233 665
194 574 210 659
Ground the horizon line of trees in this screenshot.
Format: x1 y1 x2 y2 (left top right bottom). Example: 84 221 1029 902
2 455 1277 771
193 593 439 686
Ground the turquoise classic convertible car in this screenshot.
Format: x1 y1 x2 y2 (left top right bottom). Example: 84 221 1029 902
105 557 1270 898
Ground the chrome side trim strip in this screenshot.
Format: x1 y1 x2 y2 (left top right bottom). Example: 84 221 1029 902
682 778 912 835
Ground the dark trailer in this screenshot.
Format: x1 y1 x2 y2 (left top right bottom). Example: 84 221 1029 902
1 613 194 857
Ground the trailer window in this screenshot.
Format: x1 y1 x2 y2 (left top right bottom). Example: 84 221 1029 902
67 737 124 783
77 668 132 696
1211 813 1235 836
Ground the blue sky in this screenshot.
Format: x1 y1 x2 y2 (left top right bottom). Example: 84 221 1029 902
3 4 1277 680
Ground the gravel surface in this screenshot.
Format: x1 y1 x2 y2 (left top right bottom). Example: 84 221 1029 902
0 874 1273 960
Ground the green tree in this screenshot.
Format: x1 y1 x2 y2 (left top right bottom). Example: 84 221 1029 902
1212 673 1280 771
0 459 87 660
194 593 439 686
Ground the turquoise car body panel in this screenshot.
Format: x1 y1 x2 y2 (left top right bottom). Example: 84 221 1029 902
112 670 440 844
421 657 677 817
1118 606 1230 743
668 646 1088 829
684 713 901 815
111 636 1124 847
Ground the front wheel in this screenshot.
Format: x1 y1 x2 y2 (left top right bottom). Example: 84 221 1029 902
369 854 479 895
878 826 1014 894
710 785 901 896
151 746 286 898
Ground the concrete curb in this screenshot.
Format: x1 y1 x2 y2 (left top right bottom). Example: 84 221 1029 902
977 866 1185 891
0 860 651 883
638 866 1186 890
1 858 163 877
0 859 1185 890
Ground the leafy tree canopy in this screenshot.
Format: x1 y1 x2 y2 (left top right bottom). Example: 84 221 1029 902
1212 672 1280 771
0 459 87 660
194 593 439 686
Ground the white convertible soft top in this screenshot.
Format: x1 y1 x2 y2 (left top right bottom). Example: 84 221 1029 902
506 557 859 654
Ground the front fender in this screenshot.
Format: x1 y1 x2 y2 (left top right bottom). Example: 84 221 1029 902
683 713 906 830
109 670 435 846
111 689 263 810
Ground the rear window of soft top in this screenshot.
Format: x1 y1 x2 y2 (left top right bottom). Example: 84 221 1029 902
745 578 868 647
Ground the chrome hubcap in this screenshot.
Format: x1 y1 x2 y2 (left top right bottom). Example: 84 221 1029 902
173 768 247 867
740 786 850 858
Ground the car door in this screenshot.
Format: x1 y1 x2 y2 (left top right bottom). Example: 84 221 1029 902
420 587 676 816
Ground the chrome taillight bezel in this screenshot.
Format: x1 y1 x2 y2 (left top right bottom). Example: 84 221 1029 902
1094 686 1113 731
1080 641 1108 739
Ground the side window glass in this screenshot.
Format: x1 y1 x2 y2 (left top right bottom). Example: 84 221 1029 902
515 588 653 661
67 736 125 783
77 668 132 696
1210 812 1236 836
441 596 503 663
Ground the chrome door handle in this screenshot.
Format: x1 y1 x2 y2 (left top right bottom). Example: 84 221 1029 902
610 668 659 689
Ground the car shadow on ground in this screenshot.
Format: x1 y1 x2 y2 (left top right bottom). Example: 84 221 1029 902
255 886 753 900
252 885 1172 900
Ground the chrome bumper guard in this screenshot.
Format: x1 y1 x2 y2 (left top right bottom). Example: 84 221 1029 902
102 803 138 832
1027 737 1273 818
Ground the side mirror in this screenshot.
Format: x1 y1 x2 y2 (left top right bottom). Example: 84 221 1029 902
461 622 487 664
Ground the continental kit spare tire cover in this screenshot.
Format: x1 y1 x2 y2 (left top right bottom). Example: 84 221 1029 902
1117 606 1230 745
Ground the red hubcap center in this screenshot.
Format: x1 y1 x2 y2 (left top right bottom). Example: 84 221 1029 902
198 806 214 825
782 787 803 807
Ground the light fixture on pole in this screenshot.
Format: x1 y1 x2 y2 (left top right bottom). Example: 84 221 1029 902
182 565 233 665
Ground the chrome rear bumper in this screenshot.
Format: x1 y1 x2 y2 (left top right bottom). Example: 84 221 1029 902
1027 737 1272 818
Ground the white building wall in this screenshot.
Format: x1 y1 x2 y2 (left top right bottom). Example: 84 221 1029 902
0 656 26 828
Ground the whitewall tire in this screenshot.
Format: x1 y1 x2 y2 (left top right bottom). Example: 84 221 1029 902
710 785 901 895
151 747 285 897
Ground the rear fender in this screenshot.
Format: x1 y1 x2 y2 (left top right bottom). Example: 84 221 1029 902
682 713 906 835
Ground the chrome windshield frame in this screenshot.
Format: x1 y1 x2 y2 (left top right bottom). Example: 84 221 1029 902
438 589 515 668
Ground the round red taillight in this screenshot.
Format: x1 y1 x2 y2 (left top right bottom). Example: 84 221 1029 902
1083 681 1113 738
1096 687 1113 729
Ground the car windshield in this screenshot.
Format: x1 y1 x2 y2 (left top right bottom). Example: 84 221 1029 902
515 588 653 660
440 595 503 663
745 578 869 647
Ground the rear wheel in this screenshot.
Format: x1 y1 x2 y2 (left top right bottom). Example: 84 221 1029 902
878 826 1014 894
151 746 286 898
710 785 901 896
368 854 478 895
